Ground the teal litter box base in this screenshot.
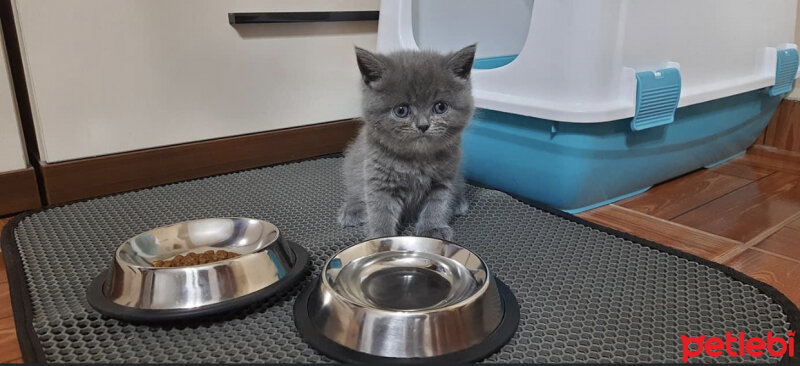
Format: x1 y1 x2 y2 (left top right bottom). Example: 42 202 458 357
462 89 782 212
703 150 746 169
562 186 652 214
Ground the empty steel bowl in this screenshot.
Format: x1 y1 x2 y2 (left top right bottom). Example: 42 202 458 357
87 217 308 322
294 236 519 363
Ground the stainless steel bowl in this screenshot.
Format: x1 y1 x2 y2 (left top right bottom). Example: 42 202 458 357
87 217 308 322
295 236 518 362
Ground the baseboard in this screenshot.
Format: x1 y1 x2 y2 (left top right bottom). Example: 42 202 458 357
0 167 41 216
760 99 800 152
40 119 361 205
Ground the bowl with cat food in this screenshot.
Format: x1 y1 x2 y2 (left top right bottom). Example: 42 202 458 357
293 236 519 364
86 217 308 322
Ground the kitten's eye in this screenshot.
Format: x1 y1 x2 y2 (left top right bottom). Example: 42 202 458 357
392 105 410 118
433 102 448 114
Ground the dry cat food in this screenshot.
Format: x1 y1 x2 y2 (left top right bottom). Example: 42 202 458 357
151 250 240 267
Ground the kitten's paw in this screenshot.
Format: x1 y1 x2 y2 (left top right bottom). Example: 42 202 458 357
453 199 469 216
338 204 366 228
417 226 454 241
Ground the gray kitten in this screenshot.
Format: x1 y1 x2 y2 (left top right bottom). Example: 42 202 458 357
338 45 476 241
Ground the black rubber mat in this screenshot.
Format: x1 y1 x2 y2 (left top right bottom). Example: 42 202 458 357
2 157 798 363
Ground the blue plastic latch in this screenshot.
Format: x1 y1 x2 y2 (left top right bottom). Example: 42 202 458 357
631 68 681 131
768 48 799 96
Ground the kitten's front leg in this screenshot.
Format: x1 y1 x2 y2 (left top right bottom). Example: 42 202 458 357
452 173 469 217
338 198 366 227
365 188 403 239
415 183 455 241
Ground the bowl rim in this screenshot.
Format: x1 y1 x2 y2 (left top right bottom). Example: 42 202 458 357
114 217 280 270
294 275 520 363
88 240 310 323
319 236 493 315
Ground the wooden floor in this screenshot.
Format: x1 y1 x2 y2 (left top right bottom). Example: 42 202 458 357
578 145 800 307
0 216 22 363
0 145 798 363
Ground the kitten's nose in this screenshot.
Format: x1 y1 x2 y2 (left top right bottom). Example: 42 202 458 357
417 124 429 132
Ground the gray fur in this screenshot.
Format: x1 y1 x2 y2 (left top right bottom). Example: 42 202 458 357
338 45 476 241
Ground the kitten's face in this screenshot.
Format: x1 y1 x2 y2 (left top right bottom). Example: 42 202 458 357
355 46 476 154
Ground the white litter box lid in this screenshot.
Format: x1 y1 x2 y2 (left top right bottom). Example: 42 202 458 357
377 0 799 123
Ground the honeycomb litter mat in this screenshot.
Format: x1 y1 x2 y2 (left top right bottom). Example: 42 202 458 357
2 157 799 363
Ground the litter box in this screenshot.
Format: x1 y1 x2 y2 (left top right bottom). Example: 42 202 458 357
377 0 799 212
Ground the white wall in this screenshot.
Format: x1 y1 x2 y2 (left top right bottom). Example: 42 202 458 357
0 24 28 172
411 0 534 58
788 2 800 100
14 0 379 163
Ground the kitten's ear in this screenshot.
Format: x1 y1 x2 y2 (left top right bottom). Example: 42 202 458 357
447 44 477 80
355 46 385 86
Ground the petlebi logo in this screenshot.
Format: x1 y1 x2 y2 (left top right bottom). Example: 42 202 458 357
681 331 795 362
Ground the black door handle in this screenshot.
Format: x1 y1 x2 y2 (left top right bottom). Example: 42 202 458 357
229 11 379 25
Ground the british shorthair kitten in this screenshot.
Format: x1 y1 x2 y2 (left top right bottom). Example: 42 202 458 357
338 45 476 241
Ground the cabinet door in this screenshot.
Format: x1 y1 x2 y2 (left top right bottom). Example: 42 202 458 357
14 0 378 163
1 23 40 215
0 23 27 172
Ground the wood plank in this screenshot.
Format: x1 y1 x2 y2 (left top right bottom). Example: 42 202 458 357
0 312 13 331
0 283 11 320
750 144 800 158
755 128 767 145
0 311 20 364
763 99 800 153
618 170 751 219
708 161 774 180
7 358 21 363
754 226 800 262
0 168 41 216
673 172 800 243
0 217 9 255
788 217 800 230
726 249 800 306
41 119 361 204
0 273 20 363
0 326 21 363
577 205 744 261
0 219 7 283
0 251 7 284
734 146 800 175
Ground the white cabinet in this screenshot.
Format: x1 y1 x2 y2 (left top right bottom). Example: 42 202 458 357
0 23 27 172
13 0 378 163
